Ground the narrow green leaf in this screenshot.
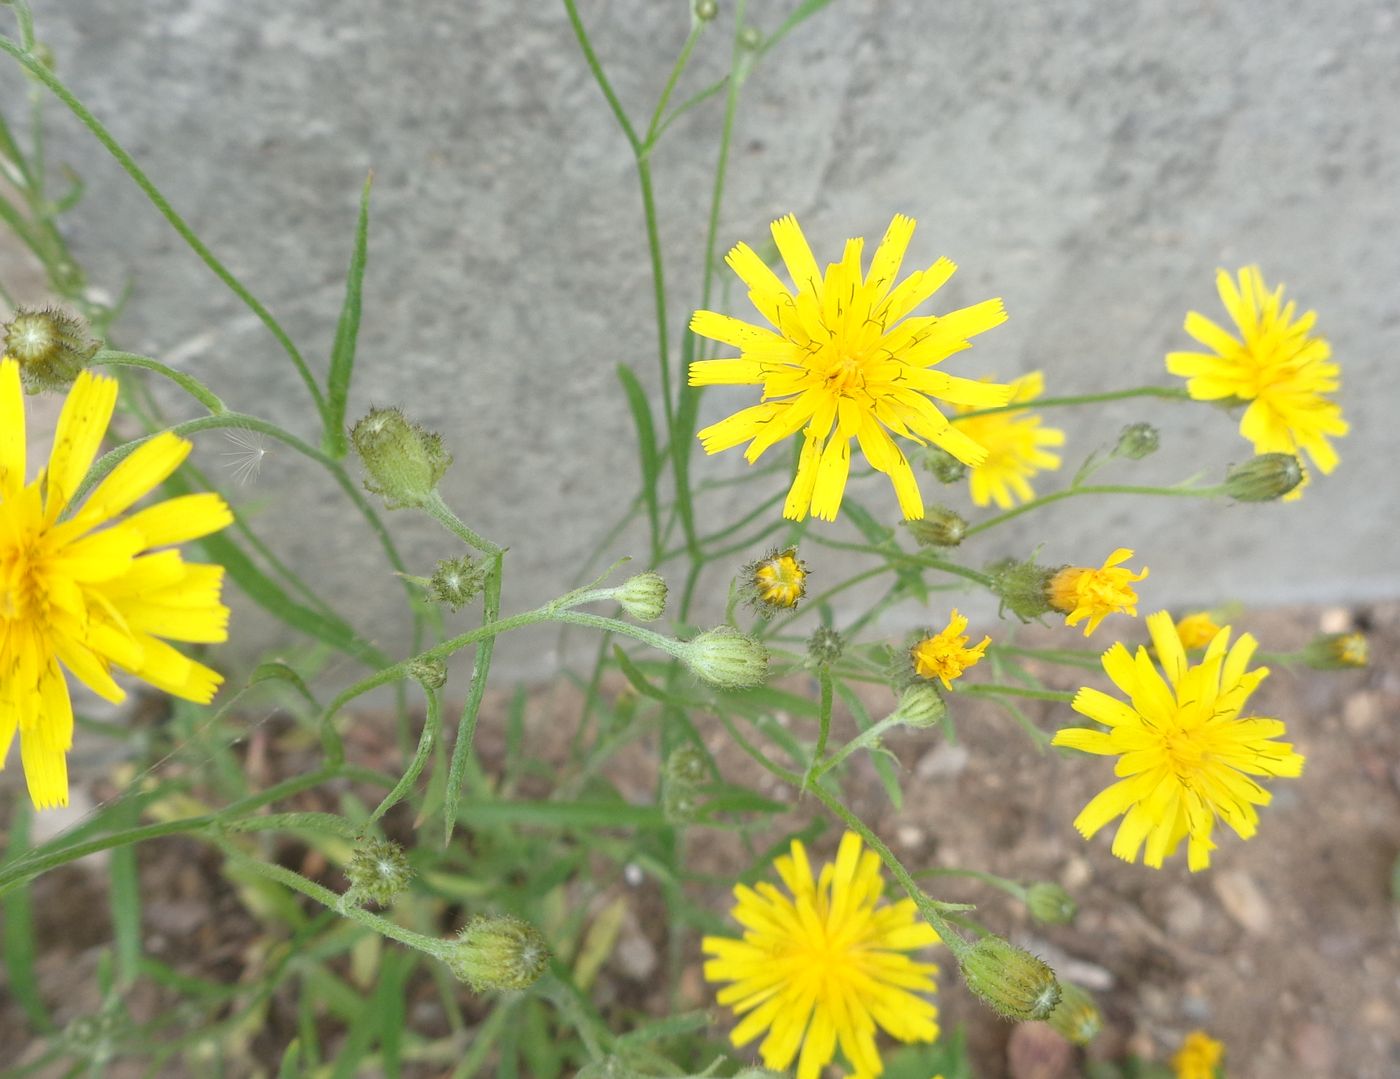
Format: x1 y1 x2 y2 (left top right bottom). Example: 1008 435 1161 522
1 804 53 1031
324 173 374 458
375 949 412 1078
108 800 143 988
278 1040 302 1079
837 681 903 809
443 564 501 844
616 364 661 551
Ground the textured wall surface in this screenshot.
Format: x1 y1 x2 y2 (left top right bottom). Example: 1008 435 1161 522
3 0 1397 678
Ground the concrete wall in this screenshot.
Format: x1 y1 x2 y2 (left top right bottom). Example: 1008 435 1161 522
4 1 1397 679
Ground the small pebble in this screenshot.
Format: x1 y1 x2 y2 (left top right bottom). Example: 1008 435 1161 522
1212 870 1272 935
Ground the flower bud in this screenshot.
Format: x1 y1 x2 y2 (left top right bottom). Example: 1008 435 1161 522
989 557 1056 622
1114 422 1160 460
694 0 719 20
662 781 701 825
616 572 667 622
409 656 448 690
680 626 769 689
665 744 709 787
351 406 452 509
430 556 488 610
1047 981 1102 1046
891 683 947 730
1300 631 1368 669
742 547 809 616
738 25 763 49
1224 453 1302 502
3 306 100 392
904 506 968 547
806 625 844 667
346 837 413 907
1025 882 1077 925
446 915 550 991
921 444 968 484
959 936 1060 1021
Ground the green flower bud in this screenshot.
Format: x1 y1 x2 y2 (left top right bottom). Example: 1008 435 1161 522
806 625 845 667
1224 453 1302 502
1114 422 1160 460
1047 981 1102 1046
346 837 413 907
1300 631 1368 669
616 572 667 622
351 406 452 509
904 506 968 547
662 781 701 825
446 915 550 991
738 25 763 49
409 656 448 690
665 744 709 787
1025 882 1077 925
921 444 968 484
989 557 1057 622
3 306 100 392
680 626 769 689
892 683 947 730
959 936 1061 1021
694 0 719 21
430 556 488 610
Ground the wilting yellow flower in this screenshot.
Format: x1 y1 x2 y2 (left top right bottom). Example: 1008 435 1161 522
703 832 941 1079
911 609 990 690
745 546 808 614
1053 611 1304 870
1166 267 1347 488
0 360 230 808
1174 611 1222 650
690 214 1012 522
950 371 1064 508
1048 548 1148 637
1172 1030 1226 1079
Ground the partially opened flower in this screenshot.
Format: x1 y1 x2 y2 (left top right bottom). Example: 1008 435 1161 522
0 360 231 808
911 609 990 690
1172 1030 1226 1079
950 371 1064 508
1047 548 1148 637
703 832 941 1079
690 214 1012 522
1166 267 1347 493
1053 611 1304 870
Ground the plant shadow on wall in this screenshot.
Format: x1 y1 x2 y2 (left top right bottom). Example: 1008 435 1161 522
0 1 1383 1077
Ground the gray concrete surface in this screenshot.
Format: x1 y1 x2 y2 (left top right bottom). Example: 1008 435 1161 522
3 1 1397 681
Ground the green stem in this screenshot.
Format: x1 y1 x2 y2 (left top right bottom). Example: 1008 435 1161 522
812 710 903 778
915 865 1029 902
801 667 834 789
955 385 1190 420
423 491 503 556
91 349 226 413
964 482 1226 538
369 681 441 823
956 683 1075 703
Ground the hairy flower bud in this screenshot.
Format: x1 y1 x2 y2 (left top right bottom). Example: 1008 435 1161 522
1047 981 1102 1045
430 556 488 610
446 915 550 991
959 937 1060 1021
3 306 100 392
1025 882 1077 925
615 572 667 622
345 837 413 907
409 656 448 689
806 625 844 667
1224 453 1302 502
694 0 719 20
680 626 769 689
904 505 968 547
892 683 947 730
921 444 968 484
351 406 452 509
1300 631 1368 669
989 557 1056 622
665 744 709 787
1114 422 1160 460
742 547 809 616
662 781 701 825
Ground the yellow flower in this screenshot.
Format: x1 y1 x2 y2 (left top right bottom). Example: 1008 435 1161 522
950 371 1064 508
689 214 1012 522
703 832 941 1079
1166 267 1347 486
911 609 990 690
1052 611 1304 871
0 360 231 809
1172 1030 1226 1079
745 546 808 613
1174 611 1222 650
1048 548 1147 637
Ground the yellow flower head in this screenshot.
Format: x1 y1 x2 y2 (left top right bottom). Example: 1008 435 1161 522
1172 1030 1226 1079
950 371 1065 508
744 546 808 614
1052 612 1304 871
1048 548 1148 637
1334 632 1368 667
1174 611 1222 650
703 832 941 1079
0 360 231 809
690 214 1012 523
1166 267 1348 486
911 609 990 690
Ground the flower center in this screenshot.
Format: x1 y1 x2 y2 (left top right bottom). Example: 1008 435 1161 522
0 537 45 624
823 351 867 396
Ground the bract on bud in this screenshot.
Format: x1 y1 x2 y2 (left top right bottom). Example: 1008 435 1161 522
1114 422 1160 460
892 683 947 730
806 625 844 667
680 626 769 689
430 556 488 610
351 406 452 509
1224 453 1302 502
959 936 1060 1021
1047 981 1102 1045
3 306 100 392
446 915 550 991
1025 882 1077 925
409 656 448 689
921 444 968 484
1300 631 1368 669
904 506 968 547
989 557 1056 622
345 837 413 907
616 572 667 622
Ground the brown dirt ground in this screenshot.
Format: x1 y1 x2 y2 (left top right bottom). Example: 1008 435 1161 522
2 602 1397 1078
